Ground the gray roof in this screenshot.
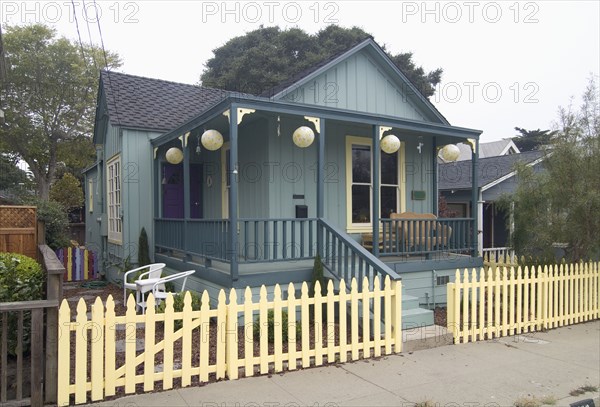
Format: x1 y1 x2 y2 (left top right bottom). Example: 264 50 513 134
100 70 231 132
457 139 520 161
438 150 545 190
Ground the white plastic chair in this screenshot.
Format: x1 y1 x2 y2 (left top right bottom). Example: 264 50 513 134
123 263 166 303
150 270 196 309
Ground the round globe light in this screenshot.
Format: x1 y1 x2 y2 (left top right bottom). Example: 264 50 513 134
292 126 315 148
201 129 224 151
165 147 183 164
381 134 401 154
439 144 461 162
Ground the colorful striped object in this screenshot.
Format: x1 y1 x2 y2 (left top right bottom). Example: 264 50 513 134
55 247 99 282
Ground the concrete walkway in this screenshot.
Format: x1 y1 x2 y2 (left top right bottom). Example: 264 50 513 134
90 321 600 407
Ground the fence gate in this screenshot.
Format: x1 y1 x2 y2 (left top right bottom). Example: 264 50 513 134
0 206 37 258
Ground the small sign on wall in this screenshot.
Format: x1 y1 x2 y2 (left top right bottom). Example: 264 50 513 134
412 190 426 200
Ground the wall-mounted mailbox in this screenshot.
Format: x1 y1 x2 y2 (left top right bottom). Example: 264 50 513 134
295 205 308 219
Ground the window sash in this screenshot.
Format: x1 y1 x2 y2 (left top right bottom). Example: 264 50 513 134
107 155 122 243
347 137 401 230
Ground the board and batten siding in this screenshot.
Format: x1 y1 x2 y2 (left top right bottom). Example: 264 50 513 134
280 49 431 122
121 129 162 267
262 118 434 232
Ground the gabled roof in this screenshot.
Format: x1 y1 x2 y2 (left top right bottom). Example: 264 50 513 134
457 139 520 161
99 70 232 132
259 38 370 98
264 38 449 125
438 150 545 190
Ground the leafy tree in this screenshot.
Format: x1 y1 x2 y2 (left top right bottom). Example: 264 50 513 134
0 154 30 191
200 25 442 98
512 127 556 152
0 24 121 200
49 172 84 210
504 77 600 262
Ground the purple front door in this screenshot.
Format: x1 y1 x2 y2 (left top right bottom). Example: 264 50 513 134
162 164 184 218
162 163 203 219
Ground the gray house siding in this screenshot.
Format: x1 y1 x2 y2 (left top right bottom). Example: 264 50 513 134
121 129 162 269
279 49 431 122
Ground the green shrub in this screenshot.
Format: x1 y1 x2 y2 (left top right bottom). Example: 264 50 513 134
156 291 201 330
0 253 45 356
22 197 70 249
253 309 301 343
138 228 151 267
0 253 45 302
311 254 326 297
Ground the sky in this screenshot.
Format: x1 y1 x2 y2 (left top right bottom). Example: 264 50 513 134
1 0 599 143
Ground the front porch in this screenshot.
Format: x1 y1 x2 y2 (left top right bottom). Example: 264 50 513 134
150 97 482 290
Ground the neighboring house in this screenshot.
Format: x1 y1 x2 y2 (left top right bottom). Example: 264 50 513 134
84 38 483 324
439 150 546 255
455 139 520 161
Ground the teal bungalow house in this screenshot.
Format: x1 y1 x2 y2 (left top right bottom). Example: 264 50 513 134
84 38 483 325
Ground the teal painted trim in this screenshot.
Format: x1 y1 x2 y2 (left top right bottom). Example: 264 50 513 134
471 139 480 257
233 269 313 288
317 119 325 256
320 218 400 282
372 125 380 257
183 140 191 261
229 106 239 282
152 96 481 148
386 256 483 273
155 253 232 287
432 137 438 215
233 98 482 140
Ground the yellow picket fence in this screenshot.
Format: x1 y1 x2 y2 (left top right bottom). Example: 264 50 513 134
57 276 402 406
447 262 599 344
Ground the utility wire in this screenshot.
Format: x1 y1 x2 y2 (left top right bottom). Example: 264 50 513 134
82 0 98 71
92 0 120 124
70 0 88 61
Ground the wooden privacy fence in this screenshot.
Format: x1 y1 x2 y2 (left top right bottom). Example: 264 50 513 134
0 206 37 258
57 277 402 406
55 247 99 282
447 262 599 344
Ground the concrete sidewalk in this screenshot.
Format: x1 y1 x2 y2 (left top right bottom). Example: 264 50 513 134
90 321 600 407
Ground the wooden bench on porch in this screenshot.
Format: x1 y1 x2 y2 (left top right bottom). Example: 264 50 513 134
361 212 453 253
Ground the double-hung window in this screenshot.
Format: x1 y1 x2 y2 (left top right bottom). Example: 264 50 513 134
346 136 403 232
107 155 122 244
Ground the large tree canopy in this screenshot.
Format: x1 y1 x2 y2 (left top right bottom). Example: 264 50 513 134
505 77 600 262
200 25 442 98
0 24 120 199
512 127 556 152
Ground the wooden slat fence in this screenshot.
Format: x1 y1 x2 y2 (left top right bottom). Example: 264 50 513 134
447 262 599 344
55 247 99 282
0 206 37 258
57 277 402 406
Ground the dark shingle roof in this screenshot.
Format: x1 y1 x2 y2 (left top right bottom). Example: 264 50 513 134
438 150 545 190
100 70 231 131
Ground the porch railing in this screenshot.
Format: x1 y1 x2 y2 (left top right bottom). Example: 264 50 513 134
320 218 400 289
155 219 230 262
238 218 317 263
155 218 318 264
154 217 475 267
379 217 474 256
